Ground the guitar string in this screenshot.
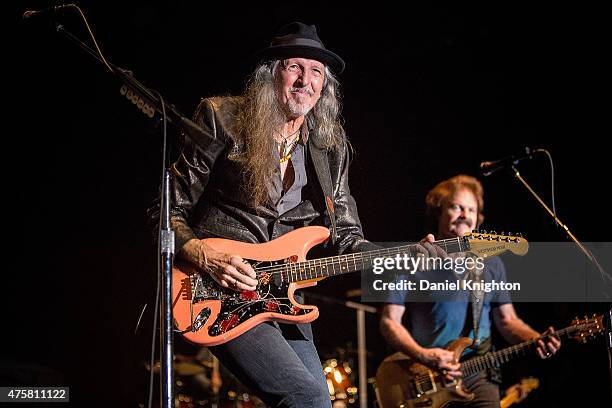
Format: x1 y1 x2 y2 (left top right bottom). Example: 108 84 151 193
250 237 467 277
376 322 597 380
250 235 521 279
461 324 592 375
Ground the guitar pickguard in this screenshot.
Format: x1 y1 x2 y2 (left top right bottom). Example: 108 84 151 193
186 259 309 338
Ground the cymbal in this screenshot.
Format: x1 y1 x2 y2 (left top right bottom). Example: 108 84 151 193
326 346 374 358
175 362 206 376
177 352 215 368
144 360 206 376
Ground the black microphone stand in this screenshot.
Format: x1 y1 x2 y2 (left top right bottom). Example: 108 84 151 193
510 164 611 401
36 19 207 408
510 165 607 282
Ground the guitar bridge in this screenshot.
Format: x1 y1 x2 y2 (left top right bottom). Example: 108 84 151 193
413 371 437 397
190 274 220 301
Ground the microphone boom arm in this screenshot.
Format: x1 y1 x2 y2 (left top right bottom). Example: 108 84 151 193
510 165 609 287
54 23 206 142
34 15 201 408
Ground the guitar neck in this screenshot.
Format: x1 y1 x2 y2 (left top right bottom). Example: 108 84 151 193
461 325 580 377
281 237 470 283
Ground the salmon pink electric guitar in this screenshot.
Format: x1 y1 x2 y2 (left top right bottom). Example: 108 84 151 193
172 226 528 346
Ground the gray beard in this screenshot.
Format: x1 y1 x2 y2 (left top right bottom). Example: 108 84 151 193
286 99 313 118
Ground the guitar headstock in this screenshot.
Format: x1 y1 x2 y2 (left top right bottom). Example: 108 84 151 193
464 230 529 258
519 377 540 392
570 314 604 343
504 376 540 406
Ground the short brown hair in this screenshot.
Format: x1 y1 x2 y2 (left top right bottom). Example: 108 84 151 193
425 175 485 230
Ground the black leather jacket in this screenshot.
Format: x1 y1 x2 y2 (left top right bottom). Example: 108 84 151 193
151 96 375 256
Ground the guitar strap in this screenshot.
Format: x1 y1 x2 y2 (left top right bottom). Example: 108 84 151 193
466 256 485 349
308 140 338 245
468 260 503 383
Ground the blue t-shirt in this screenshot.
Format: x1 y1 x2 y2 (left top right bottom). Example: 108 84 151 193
385 256 511 352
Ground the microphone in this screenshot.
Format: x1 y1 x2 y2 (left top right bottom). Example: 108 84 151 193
480 147 536 176
22 4 72 20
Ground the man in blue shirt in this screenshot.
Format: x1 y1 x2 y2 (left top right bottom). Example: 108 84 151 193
380 175 561 407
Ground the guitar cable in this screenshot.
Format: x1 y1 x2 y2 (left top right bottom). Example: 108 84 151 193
147 90 168 408
533 149 556 221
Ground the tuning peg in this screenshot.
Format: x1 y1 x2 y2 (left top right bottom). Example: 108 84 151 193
500 231 506 236
517 232 523 238
490 230 497 235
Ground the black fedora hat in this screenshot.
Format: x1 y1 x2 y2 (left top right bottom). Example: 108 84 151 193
256 22 345 74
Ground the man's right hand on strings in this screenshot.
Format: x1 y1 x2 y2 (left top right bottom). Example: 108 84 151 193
181 239 258 291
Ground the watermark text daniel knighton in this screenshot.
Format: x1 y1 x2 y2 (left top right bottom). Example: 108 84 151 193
372 279 521 292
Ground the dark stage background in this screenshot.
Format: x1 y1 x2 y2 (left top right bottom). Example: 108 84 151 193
6 1 611 407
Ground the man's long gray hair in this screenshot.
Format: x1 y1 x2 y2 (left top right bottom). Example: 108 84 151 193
233 61 346 208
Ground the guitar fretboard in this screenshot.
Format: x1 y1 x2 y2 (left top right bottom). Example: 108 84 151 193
461 324 586 377
255 237 470 283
